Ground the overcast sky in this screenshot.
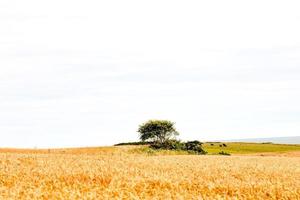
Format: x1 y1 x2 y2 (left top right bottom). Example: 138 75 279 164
0 0 300 147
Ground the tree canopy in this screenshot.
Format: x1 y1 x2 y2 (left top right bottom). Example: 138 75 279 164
138 120 179 144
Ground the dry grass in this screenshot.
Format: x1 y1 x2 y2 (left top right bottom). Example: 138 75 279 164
0 147 299 199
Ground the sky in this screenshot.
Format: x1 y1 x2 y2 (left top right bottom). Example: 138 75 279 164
0 0 300 148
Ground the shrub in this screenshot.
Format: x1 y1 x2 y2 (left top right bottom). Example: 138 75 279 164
150 140 207 155
219 151 231 156
114 141 153 146
184 141 206 154
223 143 227 147
151 140 184 150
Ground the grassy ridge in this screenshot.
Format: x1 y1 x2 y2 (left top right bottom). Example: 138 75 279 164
203 142 300 154
123 142 300 156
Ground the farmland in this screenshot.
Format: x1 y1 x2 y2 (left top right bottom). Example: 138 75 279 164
203 142 300 155
0 145 299 199
119 142 300 156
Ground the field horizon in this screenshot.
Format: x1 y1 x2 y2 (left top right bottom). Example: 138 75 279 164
1 141 300 155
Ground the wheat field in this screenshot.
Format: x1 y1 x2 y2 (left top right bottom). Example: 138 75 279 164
0 147 299 199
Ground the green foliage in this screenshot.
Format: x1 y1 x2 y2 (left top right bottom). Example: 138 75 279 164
151 140 185 150
138 120 179 144
114 141 153 146
184 141 206 154
219 151 231 156
150 140 207 155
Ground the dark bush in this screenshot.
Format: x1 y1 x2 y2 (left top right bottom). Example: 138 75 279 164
115 141 154 146
219 151 231 156
210 143 214 146
185 140 203 146
222 143 227 147
184 141 206 154
219 144 223 147
151 140 185 150
150 140 207 155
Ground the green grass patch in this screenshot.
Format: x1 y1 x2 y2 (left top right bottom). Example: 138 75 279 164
203 142 300 155
126 142 300 156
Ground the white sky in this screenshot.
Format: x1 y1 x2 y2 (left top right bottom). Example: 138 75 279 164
0 0 300 148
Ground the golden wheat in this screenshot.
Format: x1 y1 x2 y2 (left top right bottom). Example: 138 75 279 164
0 147 299 199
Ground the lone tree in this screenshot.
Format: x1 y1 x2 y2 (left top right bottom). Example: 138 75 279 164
138 120 179 144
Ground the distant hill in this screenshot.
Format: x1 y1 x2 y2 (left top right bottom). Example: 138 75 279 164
223 136 300 144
